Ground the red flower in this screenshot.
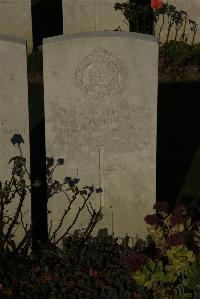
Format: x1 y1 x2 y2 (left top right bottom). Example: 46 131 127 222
151 0 163 9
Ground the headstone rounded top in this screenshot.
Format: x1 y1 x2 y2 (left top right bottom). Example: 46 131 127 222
43 31 158 44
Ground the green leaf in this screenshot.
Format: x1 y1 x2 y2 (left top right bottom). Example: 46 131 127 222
182 261 200 289
142 265 151 276
151 271 166 281
164 271 177 283
146 259 155 272
157 260 164 271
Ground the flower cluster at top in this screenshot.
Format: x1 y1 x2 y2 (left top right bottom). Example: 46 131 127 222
151 0 163 10
144 202 188 227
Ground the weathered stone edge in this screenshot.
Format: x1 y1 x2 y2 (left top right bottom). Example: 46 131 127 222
43 31 158 44
0 35 26 45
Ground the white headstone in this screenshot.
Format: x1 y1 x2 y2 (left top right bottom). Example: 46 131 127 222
62 0 128 33
0 0 33 53
43 32 158 246
0 36 31 246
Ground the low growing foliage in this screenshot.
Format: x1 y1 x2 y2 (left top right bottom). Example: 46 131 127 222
0 135 200 298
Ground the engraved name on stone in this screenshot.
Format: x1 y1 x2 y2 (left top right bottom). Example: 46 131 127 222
0 120 26 135
80 0 89 8
74 48 127 98
51 104 153 153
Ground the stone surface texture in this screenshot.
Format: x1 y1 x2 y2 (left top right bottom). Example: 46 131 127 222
0 0 32 53
62 0 128 33
0 36 31 246
43 31 158 245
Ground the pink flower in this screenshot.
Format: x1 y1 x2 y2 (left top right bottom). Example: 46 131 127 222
166 233 185 248
151 0 163 9
169 214 183 226
174 204 187 216
0 284 3 290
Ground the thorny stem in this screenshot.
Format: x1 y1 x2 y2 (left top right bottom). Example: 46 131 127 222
158 14 165 43
174 21 183 42
181 14 188 43
1 139 103 256
153 12 160 36
54 191 95 245
0 172 17 250
166 14 173 44
4 185 26 245
18 144 31 183
1 153 32 249
191 24 197 46
13 209 31 237
0 198 4 251
49 188 79 241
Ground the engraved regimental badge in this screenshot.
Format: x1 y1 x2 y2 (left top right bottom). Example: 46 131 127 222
74 48 127 98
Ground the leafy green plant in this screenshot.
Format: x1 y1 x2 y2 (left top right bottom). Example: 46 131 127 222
2 135 200 298
191 43 200 64
159 40 192 64
122 201 200 298
158 40 200 80
0 228 136 298
0 134 112 298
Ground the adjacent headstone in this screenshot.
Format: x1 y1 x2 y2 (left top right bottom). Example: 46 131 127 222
0 36 31 246
43 31 158 246
186 0 200 43
62 0 128 33
0 0 33 53
63 0 200 44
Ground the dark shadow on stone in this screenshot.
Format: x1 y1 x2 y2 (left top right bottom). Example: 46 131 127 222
156 81 200 207
178 143 200 202
27 76 200 246
28 82 48 253
31 0 63 50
